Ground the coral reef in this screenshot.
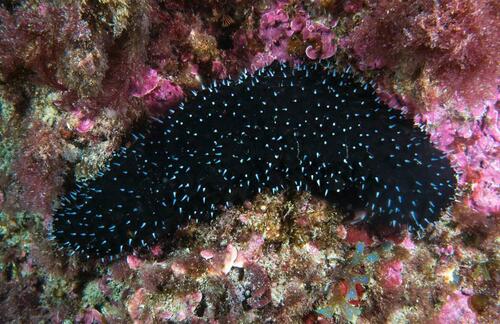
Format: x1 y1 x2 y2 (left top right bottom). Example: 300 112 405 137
0 0 498 322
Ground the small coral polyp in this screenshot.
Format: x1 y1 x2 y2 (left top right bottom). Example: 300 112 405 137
52 62 456 258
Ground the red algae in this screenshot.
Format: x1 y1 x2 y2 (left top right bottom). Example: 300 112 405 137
126 255 144 270
12 121 66 215
345 226 374 246
434 291 477 324
0 3 89 90
341 0 500 220
379 260 404 291
343 0 499 106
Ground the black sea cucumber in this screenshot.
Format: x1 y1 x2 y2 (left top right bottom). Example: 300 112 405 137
52 62 456 258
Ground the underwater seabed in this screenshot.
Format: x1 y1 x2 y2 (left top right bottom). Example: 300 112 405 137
0 0 498 322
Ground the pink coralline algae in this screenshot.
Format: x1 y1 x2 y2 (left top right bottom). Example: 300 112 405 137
242 263 272 309
131 68 184 113
342 0 500 221
75 118 94 134
345 226 373 246
252 1 336 70
303 23 337 60
75 308 105 324
150 244 163 257
438 245 455 257
200 244 238 276
211 59 228 79
159 291 203 322
379 260 404 291
434 292 477 324
126 255 144 270
399 234 416 252
234 233 265 267
144 78 184 113
127 288 147 322
421 96 499 220
68 107 97 135
130 69 161 98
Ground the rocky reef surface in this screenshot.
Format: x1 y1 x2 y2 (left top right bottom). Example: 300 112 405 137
0 0 498 322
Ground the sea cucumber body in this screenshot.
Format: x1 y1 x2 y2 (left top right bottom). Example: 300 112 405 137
53 63 456 258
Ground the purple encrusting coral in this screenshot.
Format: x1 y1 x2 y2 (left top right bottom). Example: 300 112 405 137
0 0 498 322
